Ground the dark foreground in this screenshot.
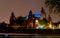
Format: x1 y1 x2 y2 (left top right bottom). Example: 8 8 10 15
0 29 60 36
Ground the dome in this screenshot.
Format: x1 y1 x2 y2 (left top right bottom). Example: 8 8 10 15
33 13 41 18
25 13 41 19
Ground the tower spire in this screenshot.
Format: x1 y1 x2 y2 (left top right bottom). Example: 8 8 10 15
48 14 52 23
28 10 33 18
40 7 46 20
10 12 16 25
48 14 53 28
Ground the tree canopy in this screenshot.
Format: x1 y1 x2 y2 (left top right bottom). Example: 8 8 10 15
45 0 60 13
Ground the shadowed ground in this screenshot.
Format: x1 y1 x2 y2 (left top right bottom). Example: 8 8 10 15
0 29 60 36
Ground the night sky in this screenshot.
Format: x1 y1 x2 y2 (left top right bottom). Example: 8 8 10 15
0 0 60 23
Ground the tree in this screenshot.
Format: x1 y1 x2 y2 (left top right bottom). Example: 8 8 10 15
39 19 47 26
0 22 7 31
45 0 60 14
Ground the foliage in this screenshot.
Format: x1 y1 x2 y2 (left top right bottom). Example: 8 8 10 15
39 20 47 26
0 22 7 31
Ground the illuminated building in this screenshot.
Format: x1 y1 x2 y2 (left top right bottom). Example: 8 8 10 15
36 7 47 29
12 23 20 30
47 14 53 29
26 10 42 29
25 7 47 29
26 10 34 29
57 22 60 29
9 7 52 29
40 7 46 20
35 18 39 29
58 24 60 29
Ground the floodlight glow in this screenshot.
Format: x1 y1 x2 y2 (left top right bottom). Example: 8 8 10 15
36 26 44 29
59 24 60 28
36 20 38 23
52 26 55 29
49 24 52 28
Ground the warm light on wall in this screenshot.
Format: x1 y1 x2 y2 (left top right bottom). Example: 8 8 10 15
36 20 38 23
35 19 40 28
36 25 44 29
48 23 52 29
58 24 60 29
12 23 20 30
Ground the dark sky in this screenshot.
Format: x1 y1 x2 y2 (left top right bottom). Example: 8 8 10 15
0 0 60 23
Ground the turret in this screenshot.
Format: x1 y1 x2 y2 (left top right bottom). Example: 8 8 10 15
10 12 16 25
48 14 53 29
40 7 46 20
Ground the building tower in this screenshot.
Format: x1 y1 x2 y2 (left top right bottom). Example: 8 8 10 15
48 14 53 28
28 10 33 18
27 10 34 29
10 12 16 26
40 7 46 20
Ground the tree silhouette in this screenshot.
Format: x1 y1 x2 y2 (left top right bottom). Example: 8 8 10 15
45 0 60 14
0 22 7 31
